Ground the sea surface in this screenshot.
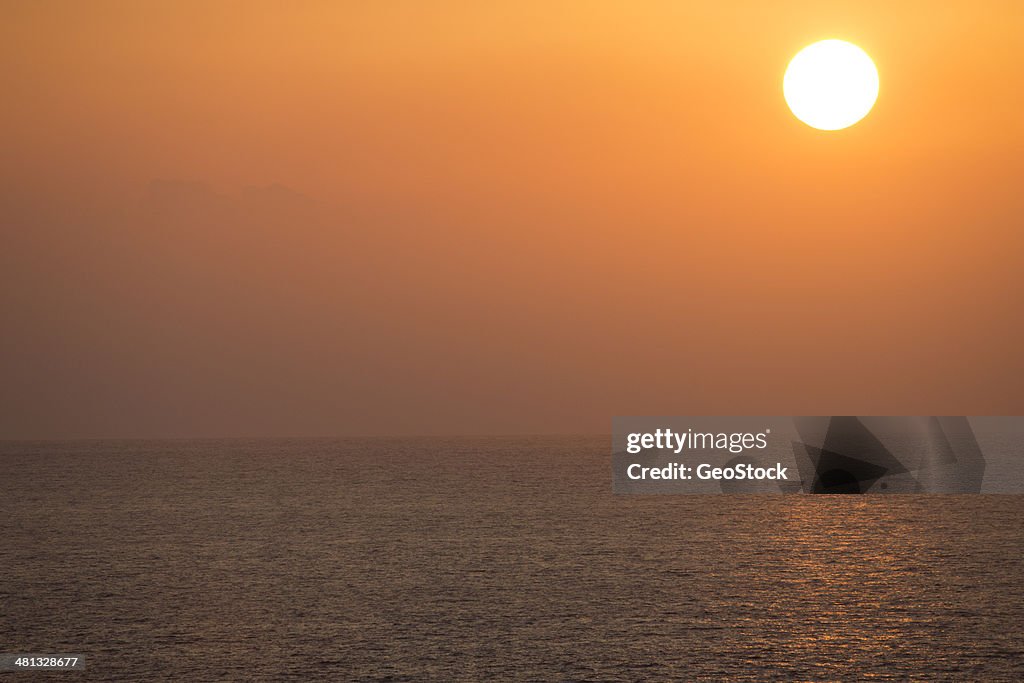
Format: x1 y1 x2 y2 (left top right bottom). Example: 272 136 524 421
2 437 1022 681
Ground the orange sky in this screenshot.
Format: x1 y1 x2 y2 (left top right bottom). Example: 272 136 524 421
2 2 1023 437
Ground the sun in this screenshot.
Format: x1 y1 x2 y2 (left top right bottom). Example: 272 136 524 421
784 40 879 131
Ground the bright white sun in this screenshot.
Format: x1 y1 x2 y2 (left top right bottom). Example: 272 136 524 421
784 39 879 131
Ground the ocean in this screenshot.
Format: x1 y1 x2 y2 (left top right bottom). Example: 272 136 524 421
2 437 1022 680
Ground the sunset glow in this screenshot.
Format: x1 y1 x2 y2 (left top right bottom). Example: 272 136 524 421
784 40 879 130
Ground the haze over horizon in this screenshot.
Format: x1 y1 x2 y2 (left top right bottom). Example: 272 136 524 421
3 2 1023 439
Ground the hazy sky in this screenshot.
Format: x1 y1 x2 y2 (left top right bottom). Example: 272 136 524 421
2 2 1023 438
